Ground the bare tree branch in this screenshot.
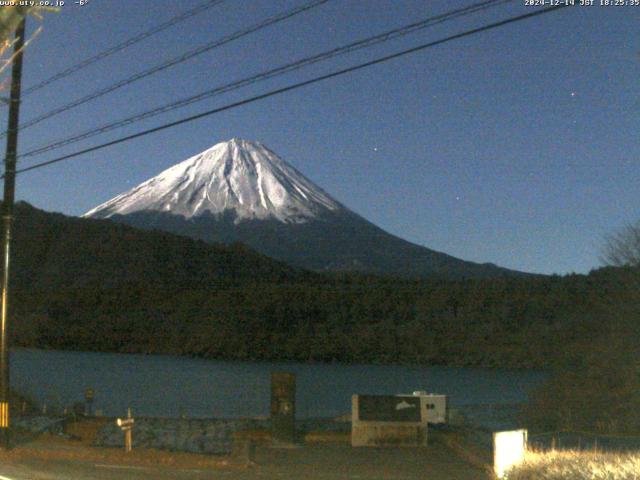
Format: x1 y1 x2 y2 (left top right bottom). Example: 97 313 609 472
601 222 640 267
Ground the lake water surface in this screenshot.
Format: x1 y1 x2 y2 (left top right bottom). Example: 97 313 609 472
10 348 546 418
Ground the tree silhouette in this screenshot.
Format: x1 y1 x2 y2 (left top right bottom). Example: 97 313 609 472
602 221 640 267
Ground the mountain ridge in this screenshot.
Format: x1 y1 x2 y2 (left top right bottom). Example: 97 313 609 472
85 138 530 279
85 138 342 224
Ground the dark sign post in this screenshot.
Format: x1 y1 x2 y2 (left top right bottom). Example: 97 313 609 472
271 372 296 444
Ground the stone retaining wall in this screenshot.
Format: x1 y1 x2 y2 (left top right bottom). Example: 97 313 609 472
94 417 350 455
13 416 66 434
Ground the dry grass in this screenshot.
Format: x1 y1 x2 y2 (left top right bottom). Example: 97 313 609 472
507 450 640 480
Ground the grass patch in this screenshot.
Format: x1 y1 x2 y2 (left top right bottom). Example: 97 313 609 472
507 450 640 480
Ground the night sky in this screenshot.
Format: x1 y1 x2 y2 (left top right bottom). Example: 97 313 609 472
3 0 639 275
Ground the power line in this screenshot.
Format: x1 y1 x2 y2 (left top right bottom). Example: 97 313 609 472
12 5 570 177
17 0 226 98
0 0 331 138
20 0 512 160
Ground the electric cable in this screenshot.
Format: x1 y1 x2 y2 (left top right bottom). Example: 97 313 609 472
20 0 512 160
0 0 331 138
11 5 570 177
18 0 226 98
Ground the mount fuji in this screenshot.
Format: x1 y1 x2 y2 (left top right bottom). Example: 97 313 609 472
85 138 523 278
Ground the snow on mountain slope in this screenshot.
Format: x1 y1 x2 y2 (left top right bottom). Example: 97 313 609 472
83 138 529 278
84 138 342 223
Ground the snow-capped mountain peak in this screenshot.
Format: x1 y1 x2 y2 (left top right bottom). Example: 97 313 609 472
84 138 342 223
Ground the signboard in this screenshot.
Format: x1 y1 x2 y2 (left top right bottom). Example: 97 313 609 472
271 372 296 444
116 407 135 452
85 388 94 401
357 395 421 422
494 429 527 479
351 394 428 447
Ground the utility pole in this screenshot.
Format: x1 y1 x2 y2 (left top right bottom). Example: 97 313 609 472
0 16 26 450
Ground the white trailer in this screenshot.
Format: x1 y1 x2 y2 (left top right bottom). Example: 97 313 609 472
399 391 447 424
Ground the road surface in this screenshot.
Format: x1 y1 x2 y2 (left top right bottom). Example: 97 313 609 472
0 441 490 479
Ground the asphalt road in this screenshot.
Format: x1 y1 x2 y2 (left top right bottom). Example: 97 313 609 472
0 443 490 480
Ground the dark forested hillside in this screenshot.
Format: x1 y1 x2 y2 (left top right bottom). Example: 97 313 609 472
8 202 639 368
108 209 527 279
11 202 306 288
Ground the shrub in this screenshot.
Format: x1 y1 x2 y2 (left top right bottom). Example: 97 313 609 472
527 304 640 434
508 450 640 480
